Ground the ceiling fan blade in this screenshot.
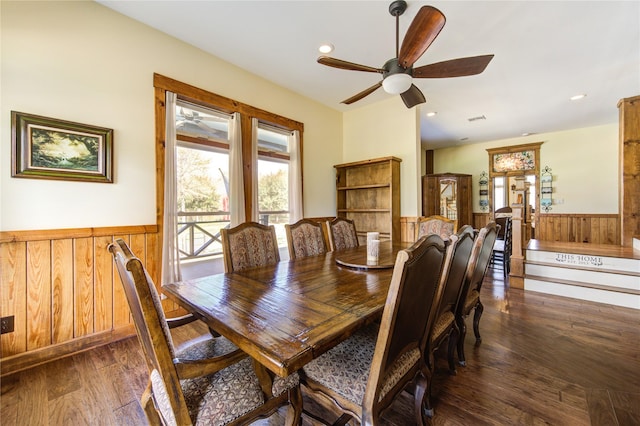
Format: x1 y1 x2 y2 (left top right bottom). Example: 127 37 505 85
318 56 383 73
341 82 383 105
398 6 446 68
400 84 426 108
413 55 495 78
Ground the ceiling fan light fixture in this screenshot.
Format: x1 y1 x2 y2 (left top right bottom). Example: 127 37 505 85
382 73 412 95
318 43 334 54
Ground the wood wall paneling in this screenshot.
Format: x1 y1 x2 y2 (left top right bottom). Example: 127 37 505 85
0 226 160 376
74 237 94 338
1 242 27 357
26 241 51 351
52 239 74 344
94 236 114 333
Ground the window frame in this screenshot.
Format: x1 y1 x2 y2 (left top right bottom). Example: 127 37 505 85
153 73 304 261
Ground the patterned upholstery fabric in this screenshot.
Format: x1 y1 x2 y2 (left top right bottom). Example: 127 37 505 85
418 219 455 241
465 289 480 311
302 324 420 405
291 223 326 258
330 220 358 251
227 227 279 272
152 337 300 426
431 311 455 342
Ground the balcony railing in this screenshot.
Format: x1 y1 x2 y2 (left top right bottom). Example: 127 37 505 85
177 210 289 260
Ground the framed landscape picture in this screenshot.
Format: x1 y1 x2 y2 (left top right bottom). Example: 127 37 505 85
11 111 113 183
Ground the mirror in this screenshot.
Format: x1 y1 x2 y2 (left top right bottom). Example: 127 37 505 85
440 179 457 220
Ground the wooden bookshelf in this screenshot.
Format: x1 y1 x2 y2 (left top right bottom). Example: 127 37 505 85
335 157 401 243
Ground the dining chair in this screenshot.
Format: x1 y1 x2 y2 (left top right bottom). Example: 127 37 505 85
285 218 328 260
220 221 280 273
416 215 457 241
108 238 302 426
492 216 512 277
455 222 499 366
327 217 359 251
422 225 475 417
300 233 452 426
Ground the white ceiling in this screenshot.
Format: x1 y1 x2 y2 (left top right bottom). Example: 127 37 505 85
98 0 640 149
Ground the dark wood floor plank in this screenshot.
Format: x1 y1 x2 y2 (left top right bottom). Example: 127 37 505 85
45 355 81 401
610 390 640 426
15 365 49 425
587 388 618 426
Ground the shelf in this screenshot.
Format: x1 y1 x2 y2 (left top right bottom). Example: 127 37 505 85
337 183 390 191
338 209 390 213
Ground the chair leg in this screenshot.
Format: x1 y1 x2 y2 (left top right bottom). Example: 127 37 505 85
473 302 484 343
413 373 429 425
447 326 459 375
284 387 303 426
456 315 467 366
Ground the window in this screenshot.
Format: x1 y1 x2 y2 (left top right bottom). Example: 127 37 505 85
175 101 231 260
493 176 506 210
256 124 292 248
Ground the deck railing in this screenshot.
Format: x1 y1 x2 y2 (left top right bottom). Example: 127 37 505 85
177 210 289 260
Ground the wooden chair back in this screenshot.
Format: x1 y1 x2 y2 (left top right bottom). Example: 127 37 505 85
362 234 450 422
327 217 359 251
495 215 509 240
434 225 476 326
460 222 499 314
109 238 191 425
285 218 328 260
416 215 458 241
220 221 280 273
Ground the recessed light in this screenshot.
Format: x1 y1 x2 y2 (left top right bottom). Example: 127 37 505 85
522 132 531 136
318 43 334 54
460 137 469 141
570 94 586 101
426 111 437 117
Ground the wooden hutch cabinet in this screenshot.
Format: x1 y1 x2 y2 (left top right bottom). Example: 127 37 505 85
421 173 473 229
335 156 401 243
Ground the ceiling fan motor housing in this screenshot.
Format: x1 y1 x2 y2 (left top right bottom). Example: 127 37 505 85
383 58 412 78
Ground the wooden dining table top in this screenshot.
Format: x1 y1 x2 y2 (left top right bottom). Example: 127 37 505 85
162 241 411 377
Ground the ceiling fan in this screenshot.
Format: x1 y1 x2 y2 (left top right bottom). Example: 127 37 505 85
318 0 494 108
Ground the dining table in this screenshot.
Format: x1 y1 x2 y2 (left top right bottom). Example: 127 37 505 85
162 240 412 378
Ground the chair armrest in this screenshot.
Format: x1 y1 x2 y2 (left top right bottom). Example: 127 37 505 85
174 348 248 379
166 313 199 329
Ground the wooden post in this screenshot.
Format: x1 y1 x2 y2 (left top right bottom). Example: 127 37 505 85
618 96 640 247
509 205 525 288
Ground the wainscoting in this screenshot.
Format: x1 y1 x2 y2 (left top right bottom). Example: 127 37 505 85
536 214 620 245
0 225 174 376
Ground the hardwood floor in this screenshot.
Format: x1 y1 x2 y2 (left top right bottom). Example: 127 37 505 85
2 267 638 425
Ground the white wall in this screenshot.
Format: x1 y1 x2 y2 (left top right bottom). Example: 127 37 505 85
343 97 422 216
432 123 619 214
1 1 343 231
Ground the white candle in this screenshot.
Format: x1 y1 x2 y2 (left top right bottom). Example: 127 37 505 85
367 239 380 263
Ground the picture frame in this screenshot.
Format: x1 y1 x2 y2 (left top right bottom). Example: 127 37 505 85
11 111 113 183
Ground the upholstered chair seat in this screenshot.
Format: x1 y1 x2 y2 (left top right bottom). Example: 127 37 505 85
302 324 421 407
150 336 299 425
